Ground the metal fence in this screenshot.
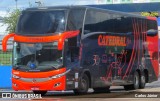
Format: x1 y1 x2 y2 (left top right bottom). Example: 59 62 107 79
0 36 13 66
0 49 12 66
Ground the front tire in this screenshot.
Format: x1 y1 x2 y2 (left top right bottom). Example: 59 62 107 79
73 74 89 95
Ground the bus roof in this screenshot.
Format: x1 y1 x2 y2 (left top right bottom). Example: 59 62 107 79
24 5 150 20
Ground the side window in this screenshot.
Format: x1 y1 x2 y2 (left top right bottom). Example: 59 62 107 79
67 9 85 31
147 20 157 30
84 10 116 34
114 16 133 33
84 9 133 34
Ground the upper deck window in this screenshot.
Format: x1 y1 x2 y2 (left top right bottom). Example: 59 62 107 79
16 10 66 35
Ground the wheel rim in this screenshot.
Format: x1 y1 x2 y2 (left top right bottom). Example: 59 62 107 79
135 76 138 85
139 74 146 89
81 79 87 91
134 73 139 89
141 75 145 85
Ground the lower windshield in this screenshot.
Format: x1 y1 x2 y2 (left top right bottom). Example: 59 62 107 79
13 42 63 72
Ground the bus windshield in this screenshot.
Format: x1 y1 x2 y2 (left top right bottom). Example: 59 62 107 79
16 10 66 35
13 42 63 72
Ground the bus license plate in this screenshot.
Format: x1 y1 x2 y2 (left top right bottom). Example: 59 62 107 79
31 87 39 90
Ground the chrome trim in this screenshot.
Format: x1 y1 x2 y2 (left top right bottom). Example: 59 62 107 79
81 8 88 39
16 69 71 82
82 32 106 39
51 69 71 79
19 77 51 82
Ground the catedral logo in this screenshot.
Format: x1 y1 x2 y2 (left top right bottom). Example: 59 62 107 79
98 35 126 46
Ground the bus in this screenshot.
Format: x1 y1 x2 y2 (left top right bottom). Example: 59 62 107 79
2 6 159 95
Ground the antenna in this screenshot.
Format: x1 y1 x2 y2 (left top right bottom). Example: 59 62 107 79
35 0 44 7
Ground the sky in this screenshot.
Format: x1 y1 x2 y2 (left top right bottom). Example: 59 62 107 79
0 0 97 17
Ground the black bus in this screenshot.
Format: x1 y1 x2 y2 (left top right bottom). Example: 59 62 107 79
2 6 159 95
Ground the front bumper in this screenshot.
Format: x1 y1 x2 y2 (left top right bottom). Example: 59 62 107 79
12 68 67 91
12 76 66 91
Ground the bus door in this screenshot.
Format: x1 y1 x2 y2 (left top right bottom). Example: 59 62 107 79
64 37 80 89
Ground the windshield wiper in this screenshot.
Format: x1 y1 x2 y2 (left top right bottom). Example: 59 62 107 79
50 64 61 69
38 65 58 70
14 65 22 70
51 66 58 69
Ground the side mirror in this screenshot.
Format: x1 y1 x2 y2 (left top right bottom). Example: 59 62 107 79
58 30 80 50
147 29 158 36
2 33 15 52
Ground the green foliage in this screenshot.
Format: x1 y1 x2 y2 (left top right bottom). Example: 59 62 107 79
3 9 21 33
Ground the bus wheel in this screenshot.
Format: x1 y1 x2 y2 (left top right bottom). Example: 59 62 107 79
33 90 47 96
124 72 140 90
139 72 146 89
133 71 140 89
93 87 110 93
73 74 89 95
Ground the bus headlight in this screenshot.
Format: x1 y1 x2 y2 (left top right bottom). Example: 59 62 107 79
51 74 61 79
50 69 70 79
12 74 20 79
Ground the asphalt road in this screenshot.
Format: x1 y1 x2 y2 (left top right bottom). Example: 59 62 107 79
0 77 160 101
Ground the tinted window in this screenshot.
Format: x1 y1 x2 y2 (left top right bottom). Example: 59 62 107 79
16 10 66 35
67 9 85 31
114 16 133 33
147 20 157 30
84 9 133 34
84 10 116 34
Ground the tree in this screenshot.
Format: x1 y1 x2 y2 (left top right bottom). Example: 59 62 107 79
3 9 21 33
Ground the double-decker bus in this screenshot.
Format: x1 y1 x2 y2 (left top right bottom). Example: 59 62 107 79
2 6 159 95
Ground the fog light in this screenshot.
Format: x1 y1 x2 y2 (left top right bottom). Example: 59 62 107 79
13 83 17 87
54 83 60 87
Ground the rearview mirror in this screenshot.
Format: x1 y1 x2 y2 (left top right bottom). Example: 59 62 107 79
147 29 158 36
